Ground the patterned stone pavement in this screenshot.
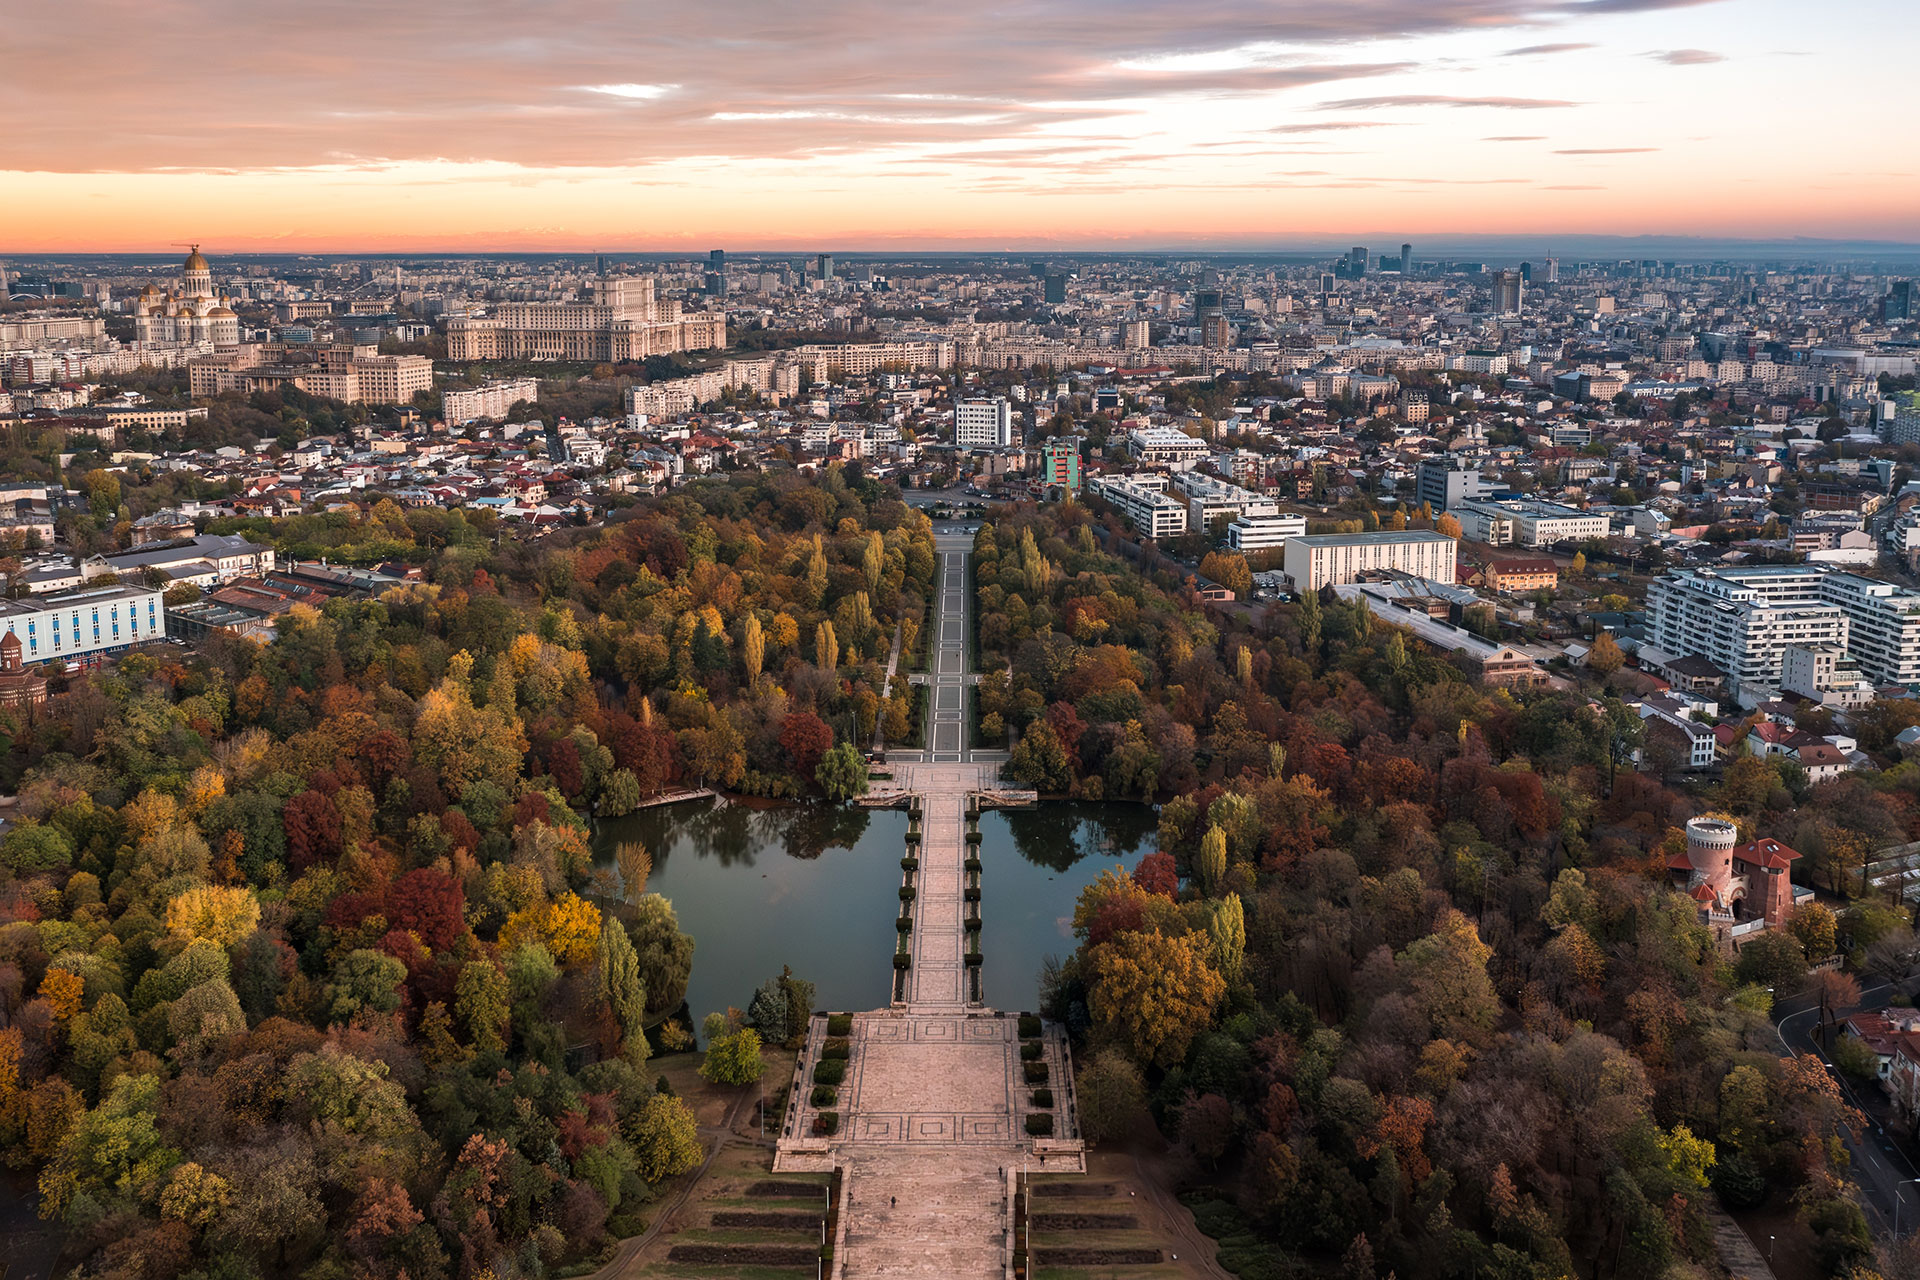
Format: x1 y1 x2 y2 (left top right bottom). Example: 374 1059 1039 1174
777 537 1083 1277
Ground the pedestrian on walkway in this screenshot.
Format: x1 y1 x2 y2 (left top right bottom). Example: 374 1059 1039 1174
891 1196 896 1208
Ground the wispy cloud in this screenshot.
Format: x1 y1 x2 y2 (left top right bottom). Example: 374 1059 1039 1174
0 0 1707 174
1268 120 1401 134
1484 135 1548 141
1321 95 1578 110
1648 48 1725 64
1503 42 1596 56
1555 146 1660 153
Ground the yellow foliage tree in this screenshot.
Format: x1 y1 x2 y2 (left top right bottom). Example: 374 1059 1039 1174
39 969 84 1022
165 884 262 947
1088 929 1225 1067
184 765 227 815
500 893 601 969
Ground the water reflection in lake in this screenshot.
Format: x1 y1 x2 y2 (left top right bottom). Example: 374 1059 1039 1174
591 798 905 1026
977 802 1159 1013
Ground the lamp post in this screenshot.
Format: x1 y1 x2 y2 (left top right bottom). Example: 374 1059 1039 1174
1895 1178 1920 1237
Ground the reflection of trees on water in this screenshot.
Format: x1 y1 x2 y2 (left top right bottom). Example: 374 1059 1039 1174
593 799 877 872
1003 804 1158 873
780 806 872 861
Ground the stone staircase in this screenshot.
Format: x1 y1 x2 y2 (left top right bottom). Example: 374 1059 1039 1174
838 1147 1009 1278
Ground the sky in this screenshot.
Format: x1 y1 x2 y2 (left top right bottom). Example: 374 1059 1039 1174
1 0 1915 252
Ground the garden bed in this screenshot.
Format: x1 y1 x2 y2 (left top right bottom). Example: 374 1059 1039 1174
746 1181 826 1199
1031 1248 1163 1266
1032 1213 1142 1231
666 1244 817 1266
708 1211 823 1231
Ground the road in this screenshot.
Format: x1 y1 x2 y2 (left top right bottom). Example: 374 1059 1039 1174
1772 981 1920 1236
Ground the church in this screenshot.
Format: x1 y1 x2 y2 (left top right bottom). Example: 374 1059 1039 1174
133 246 240 347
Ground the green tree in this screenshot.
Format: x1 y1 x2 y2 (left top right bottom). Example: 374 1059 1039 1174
1207 894 1246 985
699 1028 766 1086
454 960 511 1053
598 915 650 1066
629 1094 701 1181
816 742 869 802
1397 909 1499 1041
1075 1049 1148 1145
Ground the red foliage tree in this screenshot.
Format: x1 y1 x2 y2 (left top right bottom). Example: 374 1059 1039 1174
779 710 835 781
284 789 343 870
546 738 584 800
387 867 468 951
513 791 551 829
1133 851 1179 899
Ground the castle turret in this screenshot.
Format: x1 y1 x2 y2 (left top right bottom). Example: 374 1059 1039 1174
1684 816 1738 906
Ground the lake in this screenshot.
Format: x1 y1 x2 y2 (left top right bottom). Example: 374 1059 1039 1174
590 797 1159 1029
975 802 1161 1012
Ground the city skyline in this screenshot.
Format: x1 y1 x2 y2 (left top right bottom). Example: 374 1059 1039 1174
2 0 1916 250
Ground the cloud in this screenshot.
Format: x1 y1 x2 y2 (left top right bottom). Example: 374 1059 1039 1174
1648 48 1725 64
1555 147 1660 153
1321 95 1578 110
0 0 1719 175
1268 120 1401 134
1503 42 1596 55
1484 135 1548 141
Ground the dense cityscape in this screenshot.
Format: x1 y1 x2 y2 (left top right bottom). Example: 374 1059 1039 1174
6 0 1920 1276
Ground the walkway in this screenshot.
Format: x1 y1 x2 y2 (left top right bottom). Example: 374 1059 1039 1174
778 535 1083 1277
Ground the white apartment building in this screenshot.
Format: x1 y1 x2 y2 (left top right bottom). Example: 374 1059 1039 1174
1171 471 1278 528
1228 514 1309 554
444 378 539 424
1088 475 1188 539
955 397 1015 448
1455 499 1610 548
1819 572 1920 689
1646 566 1851 701
790 340 955 382
1283 531 1458 593
0 584 167 664
1126 426 1211 469
1780 643 1877 709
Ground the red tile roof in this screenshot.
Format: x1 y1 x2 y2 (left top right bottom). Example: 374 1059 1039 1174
1731 837 1801 870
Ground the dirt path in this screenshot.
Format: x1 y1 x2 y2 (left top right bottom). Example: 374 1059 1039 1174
1123 1148 1235 1280
581 1086 764 1280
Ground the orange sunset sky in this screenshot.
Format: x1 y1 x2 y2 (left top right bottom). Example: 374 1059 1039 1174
2 0 1915 251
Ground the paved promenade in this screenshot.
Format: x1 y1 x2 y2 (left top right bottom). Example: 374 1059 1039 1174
776 534 1081 1276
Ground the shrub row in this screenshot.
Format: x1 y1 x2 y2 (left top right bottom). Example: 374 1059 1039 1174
813 1111 839 1136
1030 1088 1053 1108
810 1084 838 1107
821 1038 850 1060
1025 1114 1054 1136
1024 1061 1049 1084
813 1059 847 1086
1018 1015 1042 1038
826 1014 852 1037
1020 1041 1043 1061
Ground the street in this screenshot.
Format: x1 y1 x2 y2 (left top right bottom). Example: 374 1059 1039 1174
1773 981 1920 1237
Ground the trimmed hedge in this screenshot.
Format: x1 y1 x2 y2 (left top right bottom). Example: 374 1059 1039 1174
813 1111 839 1136
963 886 981 902
893 954 912 969
1026 1114 1054 1136
1024 1061 1049 1084
821 1038 850 1060
1021 1041 1043 1061
964 857 982 873
896 917 912 933
812 1059 847 1086
811 1084 838 1107
1018 1015 1042 1038
900 857 919 871
965 952 983 967
899 886 916 902
827 1014 853 1037
1030 1088 1053 1108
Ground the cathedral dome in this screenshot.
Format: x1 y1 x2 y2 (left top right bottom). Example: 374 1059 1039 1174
184 248 210 272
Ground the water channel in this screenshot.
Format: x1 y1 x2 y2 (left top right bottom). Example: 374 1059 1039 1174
590 798 1158 1028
